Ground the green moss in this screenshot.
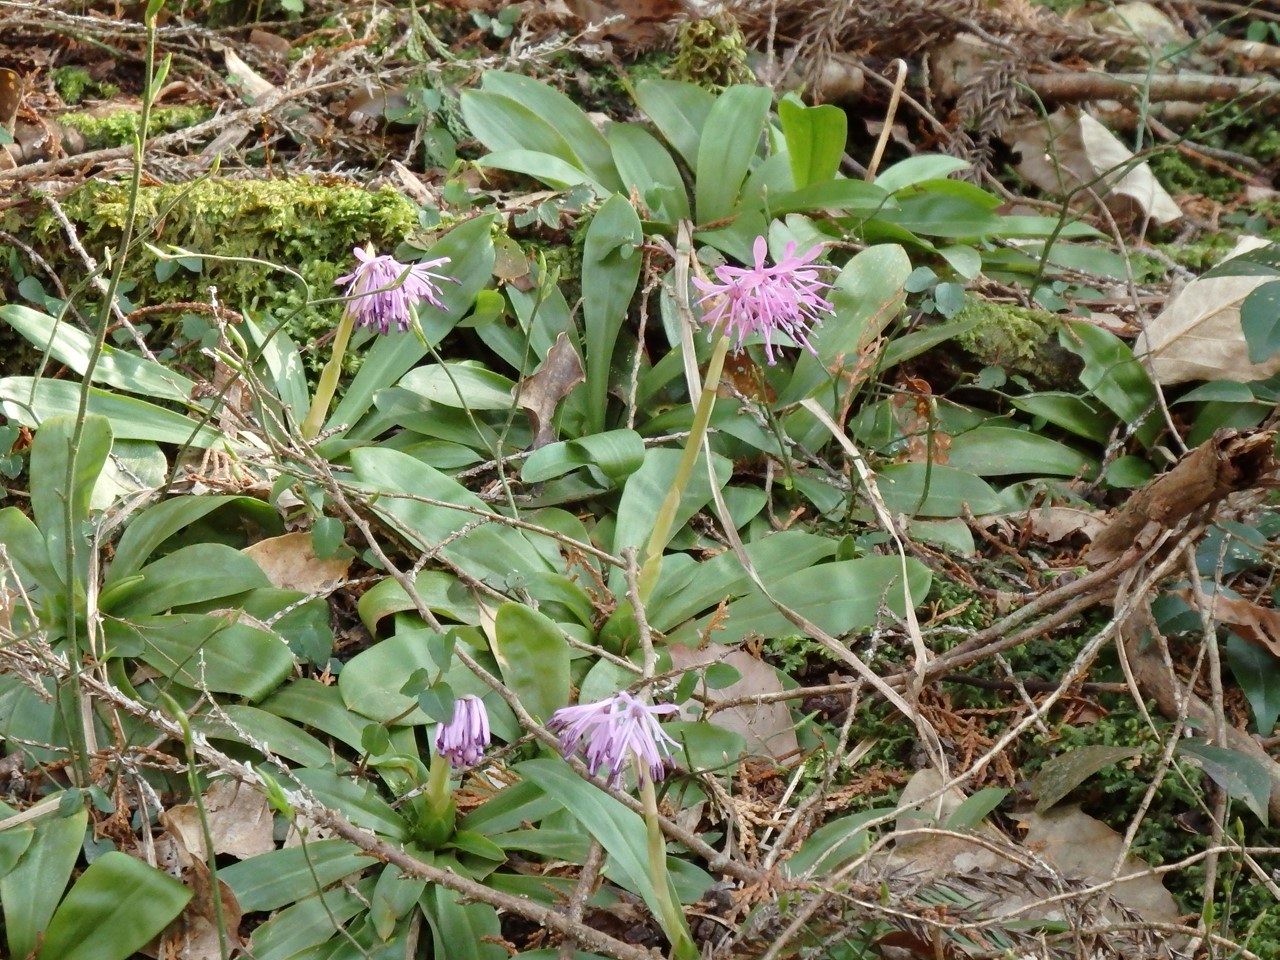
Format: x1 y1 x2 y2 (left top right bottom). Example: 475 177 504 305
52 67 95 105
668 13 754 91
952 300 1079 389
13 176 418 377
59 105 212 149
1148 150 1240 203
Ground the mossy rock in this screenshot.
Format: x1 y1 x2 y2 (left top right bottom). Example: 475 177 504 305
950 300 1082 390
58 104 212 149
4 176 419 377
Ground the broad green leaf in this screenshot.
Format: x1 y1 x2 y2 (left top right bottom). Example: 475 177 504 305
422 880 508 960
662 721 746 774
694 85 770 224
357 570 480 634
1178 738 1271 825
461 90 585 169
874 155 971 193
633 79 715 170
30 414 112 590
1201 242 1280 279
778 99 847 189
1226 633 1280 735
1010 393 1112 444
880 314 982 369
781 244 911 404
220 839 374 912
372 864 426 941
292 767 404 840
944 788 1010 830
608 123 690 223
478 149 604 192
106 543 270 616
876 463 1002 517
766 178 890 217
0 506 64 597
521 429 645 485
108 495 282 581
947 426 1097 478
197 705 339 769
518 758 672 923
0 304 194 403
91 439 167 511
882 183 1001 239
479 72 621 191
459 777 562 835
262 679 369 752
1032 745 1143 812
907 517 975 555
581 194 643 434
492 603 570 721
350 447 551 580
669 555 931 645
785 807 892 877
648 530 837 632
1241 279 1280 364
1 797 87 960
399 363 517 411
249 883 370 960
1058 321 1159 446
0 378 223 446
38 852 191 960
320 216 495 449
126 613 295 701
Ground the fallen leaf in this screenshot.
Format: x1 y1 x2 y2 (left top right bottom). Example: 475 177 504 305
668 647 800 763
1134 236 1280 384
1180 588 1280 658
244 531 350 594
1008 107 1181 226
1013 804 1181 923
1026 505 1108 543
223 48 275 103
516 332 585 449
163 778 276 861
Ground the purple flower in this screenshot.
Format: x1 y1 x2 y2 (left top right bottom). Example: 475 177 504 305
548 692 679 788
335 246 455 335
692 236 834 364
435 695 490 769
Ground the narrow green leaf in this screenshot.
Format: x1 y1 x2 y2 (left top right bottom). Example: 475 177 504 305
1226 634 1280 735
694 85 771 224
1178 738 1272 825
0 304 194 403
1032 745 1143 812
633 79 716 171
0 798 88 960
875 463 1002 517
0 378 223 446
0 506 64 597
785 807 893 877
478 149 604 192
1241 279 1280 364
38 852 192 960
581 194 643 434
947 426 1097 478
30 414 112 588
874 155 971 193
608 123 690 223
492 603 570 721
422 880 508 960
521 429 645 485
219 839 374 912
1058 321 1159 446
106 543 270 616
778 99 847 189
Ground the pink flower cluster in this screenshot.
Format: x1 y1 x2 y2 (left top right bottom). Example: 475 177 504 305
435 694 490 769
692 236 834 364
336 247 454 335
549 691 679 788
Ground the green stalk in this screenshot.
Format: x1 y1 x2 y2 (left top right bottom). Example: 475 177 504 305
299 309 355 440
636 332 731 603
640 771 696 960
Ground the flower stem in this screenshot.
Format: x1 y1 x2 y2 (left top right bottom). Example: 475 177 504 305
300 310 355 440
637 332 731 603
640 771 697 960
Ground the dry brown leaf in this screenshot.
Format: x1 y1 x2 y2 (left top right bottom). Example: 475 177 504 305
223 48 275 103
668 647 799 763
1026 505 1108 543
1134 236 1280 385
163 778 276 862
1179 588 1280 658
1008 107 1181 225
516 332 585 450
243 531 350 594
148 831 244 960
1013 804 1180 923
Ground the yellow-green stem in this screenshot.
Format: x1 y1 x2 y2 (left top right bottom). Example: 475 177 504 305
640 771 696 960
300 310 356 440
637 333 731 602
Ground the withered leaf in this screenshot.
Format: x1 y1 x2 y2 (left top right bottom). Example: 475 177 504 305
517 332 584 450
